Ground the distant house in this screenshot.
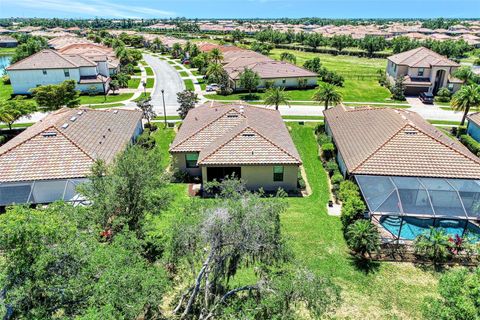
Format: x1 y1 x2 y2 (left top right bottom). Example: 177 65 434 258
0 108 143 206
57 43 120 75
0 35 18 48
324 105 480 242
6 49 111 95
170 103 302 191
467 113 480 142
386 47 463 96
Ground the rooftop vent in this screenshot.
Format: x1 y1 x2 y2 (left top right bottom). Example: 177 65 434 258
70 116 77 122
405 130 418 135
113 110 118 114
77 111 83 116
227 114 239 118
61 123 69 129
242 133 255 137
42 132 57 137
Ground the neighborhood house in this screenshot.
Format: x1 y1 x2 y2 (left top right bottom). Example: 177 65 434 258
386 46 463 96
169 103 302 191
0 108 143 206
324 105 480 242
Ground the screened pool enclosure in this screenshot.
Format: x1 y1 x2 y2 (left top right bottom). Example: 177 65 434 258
0 179 88 207
355 175 480 241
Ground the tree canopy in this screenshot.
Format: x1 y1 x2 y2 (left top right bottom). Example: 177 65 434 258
31 80 80 111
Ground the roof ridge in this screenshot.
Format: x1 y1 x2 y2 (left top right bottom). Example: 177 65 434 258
170 107 244 150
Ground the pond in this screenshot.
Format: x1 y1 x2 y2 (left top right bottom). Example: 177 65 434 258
0 55 12 75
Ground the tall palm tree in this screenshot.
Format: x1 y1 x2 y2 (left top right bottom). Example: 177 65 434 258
451 84 480 126
264 87 290 110
312 83 343 110
209 48 223 64
205 63 224 81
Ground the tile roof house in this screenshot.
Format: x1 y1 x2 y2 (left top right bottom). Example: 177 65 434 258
0 108 143 206
170 102 302 191
218 49 317 91
324 105 480 240
0 35 18 48
6 49 111 95
386 47 462 96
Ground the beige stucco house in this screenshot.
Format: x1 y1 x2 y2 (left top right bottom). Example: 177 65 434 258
386 47 463 96
169 103 302 192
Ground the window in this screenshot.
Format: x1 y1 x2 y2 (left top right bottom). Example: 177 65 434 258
42 69 47 75
185 153 199 168
393 64 397 72
418 68 424 77
273 166 284 182
448 83 454 91
282 79 286 84
64 69 70 77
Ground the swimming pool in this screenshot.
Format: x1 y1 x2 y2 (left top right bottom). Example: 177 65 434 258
380 216 480 242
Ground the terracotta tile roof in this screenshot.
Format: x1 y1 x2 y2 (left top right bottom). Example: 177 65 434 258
0 108 142 182
170 102 302 166
6 50 79 70
324 105 480 179
48 36 91 49
388 46 459 68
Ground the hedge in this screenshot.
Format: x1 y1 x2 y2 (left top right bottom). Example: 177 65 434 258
460 134 480 156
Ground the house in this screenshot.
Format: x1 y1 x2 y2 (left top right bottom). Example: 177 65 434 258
386 47 463 96
467 112 480 142
324 105 480 241
6 49 111 95
0 35 18 48
169 103 302 191
0 108 143 206
200 47 317 91
57 43 120 75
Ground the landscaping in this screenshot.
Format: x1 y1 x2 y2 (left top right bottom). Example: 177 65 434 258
79 93 133 105
146 78 155 89
174 65 183 71
128 78 141 89
88 103 126 109
179 71 189 77
144 67 154 76
184 79 194 91
0 81 13 100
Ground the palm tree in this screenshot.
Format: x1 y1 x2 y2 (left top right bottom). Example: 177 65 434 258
205 63 224 82
209 48 223 64
312 83 343 110
453 66 476 85
345 220 380 258
264 87 290 111
451 84 480 126
413 228 452 266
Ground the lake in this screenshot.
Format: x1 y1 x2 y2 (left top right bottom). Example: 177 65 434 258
0 55 12 75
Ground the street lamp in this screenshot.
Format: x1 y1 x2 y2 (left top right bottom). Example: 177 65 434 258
161 89 167 128
142 81 146 97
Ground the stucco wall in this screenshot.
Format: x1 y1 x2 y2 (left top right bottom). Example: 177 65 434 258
201 165 299 191
8 68 80 94
172 152 202 176
233 76 317 91
79 66 97 77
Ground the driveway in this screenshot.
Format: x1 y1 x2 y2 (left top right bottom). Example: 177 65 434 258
141 53 185 115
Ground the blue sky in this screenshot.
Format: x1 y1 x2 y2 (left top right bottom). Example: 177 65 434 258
1 0 479 19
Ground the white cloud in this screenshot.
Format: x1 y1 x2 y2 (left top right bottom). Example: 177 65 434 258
14 0 175 18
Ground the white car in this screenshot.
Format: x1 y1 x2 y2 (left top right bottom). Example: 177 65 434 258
206 84 219 92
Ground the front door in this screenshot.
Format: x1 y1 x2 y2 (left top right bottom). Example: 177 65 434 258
206 167 242 182
433 70 446 94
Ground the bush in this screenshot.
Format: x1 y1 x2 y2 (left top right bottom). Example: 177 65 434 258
331 172 344 185
340 195 366 230
144 122 158 132
460 134 480 156
317 132 331 145
2 75 10 85
321 143 335 160
314 123 325 134
171 168 191 183
136 130 156 150
0 135 6 145
474 58 480 66
414 228 453 265
324 160 339 177
337 180 360 202
435 87 452 103
297 171 306 189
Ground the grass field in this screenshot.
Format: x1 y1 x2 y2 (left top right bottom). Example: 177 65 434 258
0 47 15 55
134 92 151 102
88 103 125 109
146 78 155 89
150 124 441 319
128 78 141 89
184 79 194 91
0 81 13 100
79 93 133 105
174 65 183 71
144 67 154 76
179 71 189 77
0 122 34 129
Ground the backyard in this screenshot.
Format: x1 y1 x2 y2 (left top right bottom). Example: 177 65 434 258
204 48 393 103
152 123 440 319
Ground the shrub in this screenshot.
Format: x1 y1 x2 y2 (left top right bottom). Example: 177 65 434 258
340 195 366 230
144 122 158 132
314 123 325 134
171 168 191 183
345 220 380 258
321 143 335 160
474 58 480 66
136 130 156 150
324 160 339 177
331 172 344 185
297 171 306 189
337 180 360 202
414 228 453 265
460 134 480 156
317 132 331 145
435 87 452 102
2 75 10 85
0 135 5 145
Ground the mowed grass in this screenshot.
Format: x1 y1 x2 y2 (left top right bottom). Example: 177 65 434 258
144 67 154 76
128 78 141 89
146 78 155 89
179 71 189 77
0 81 13 100
283 123 439 319
184 79 194 91
79 93 133 104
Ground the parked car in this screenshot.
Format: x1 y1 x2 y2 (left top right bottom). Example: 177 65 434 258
419 92 434 104
206 83 219 92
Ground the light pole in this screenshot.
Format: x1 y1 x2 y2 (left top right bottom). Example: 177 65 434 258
142 81 146 97
161 89 167 128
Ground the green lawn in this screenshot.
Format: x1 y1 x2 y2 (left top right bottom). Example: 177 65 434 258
282 123 439 318
179 71 189 77
198 78 206 91
89 103 125 109
184 79 194 91
428 119 461 126
146 78 155 89
144 67 154 76
0 47 15 55
174 65 183 71
79 93 133 105
191 70 200 76
167 60 176 65
282 115 324 120
128 78 141 89
0 122 34 129
134 92 151 102
0 81 13 100
140 60 148 66
134 67 142 76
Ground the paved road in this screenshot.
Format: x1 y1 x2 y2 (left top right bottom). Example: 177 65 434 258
142 53 184 115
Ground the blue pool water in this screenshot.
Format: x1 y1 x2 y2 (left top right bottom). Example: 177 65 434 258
380 216 480 242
